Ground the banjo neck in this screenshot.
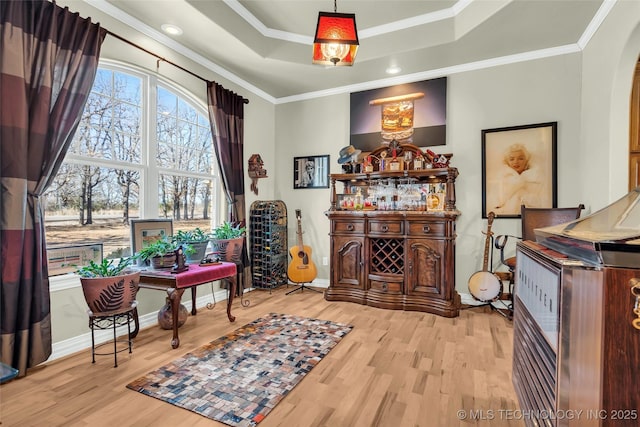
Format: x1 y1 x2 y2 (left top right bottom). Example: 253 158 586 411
482 212 495 272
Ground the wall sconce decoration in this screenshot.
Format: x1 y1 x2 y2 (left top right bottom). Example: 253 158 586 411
248 154 268 195
313 0 359 66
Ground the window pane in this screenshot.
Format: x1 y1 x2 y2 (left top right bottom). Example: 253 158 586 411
44 164 140 259
157 86 212 173
69 70 142 163
158 174 214 222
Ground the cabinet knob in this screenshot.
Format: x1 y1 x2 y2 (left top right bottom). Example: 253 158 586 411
382 282 388 291
422 225 431 233
347 224 354 231
381 225 389 232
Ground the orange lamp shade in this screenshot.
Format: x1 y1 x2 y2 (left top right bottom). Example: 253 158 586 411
313 12 359 66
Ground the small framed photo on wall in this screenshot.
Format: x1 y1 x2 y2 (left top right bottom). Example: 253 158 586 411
482 122 557 218
293 155 330 189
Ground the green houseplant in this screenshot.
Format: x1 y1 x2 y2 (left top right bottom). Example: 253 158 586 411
210 221 246 263
75 256 139 367
173 227 210 262
75 257 139 316
134 236 187 269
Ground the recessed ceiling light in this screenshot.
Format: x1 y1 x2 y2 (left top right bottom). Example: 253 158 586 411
161 24 183 36
386 65 401 75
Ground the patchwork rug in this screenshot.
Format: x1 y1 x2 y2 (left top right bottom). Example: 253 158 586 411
126 313 353 426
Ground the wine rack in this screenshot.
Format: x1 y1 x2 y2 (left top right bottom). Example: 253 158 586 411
370 238 404 274
249 200 288 290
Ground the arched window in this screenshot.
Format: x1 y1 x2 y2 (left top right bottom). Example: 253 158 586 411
44 61 218 264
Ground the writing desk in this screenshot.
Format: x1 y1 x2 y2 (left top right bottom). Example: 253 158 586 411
133 262 237 349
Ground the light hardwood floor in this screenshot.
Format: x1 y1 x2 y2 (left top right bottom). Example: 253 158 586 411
0 286 523 427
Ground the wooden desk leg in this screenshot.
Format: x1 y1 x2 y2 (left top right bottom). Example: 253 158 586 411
190 287 197 315
227 276 236 323
168 287 186 349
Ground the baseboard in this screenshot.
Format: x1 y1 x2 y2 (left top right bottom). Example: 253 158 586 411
49 288 232 363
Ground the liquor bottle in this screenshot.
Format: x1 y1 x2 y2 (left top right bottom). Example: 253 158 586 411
389 149 401 171
427 186 441 211
413 153 423 170
354 188 363 210
364 155 374 173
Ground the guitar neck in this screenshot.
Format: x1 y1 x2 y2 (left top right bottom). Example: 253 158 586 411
296 212 304 249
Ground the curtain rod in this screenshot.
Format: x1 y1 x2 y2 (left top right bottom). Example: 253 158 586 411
105 29 249 104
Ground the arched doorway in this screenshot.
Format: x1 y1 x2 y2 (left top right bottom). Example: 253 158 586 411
630 58 640 190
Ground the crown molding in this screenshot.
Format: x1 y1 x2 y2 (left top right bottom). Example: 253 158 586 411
83 0 614 105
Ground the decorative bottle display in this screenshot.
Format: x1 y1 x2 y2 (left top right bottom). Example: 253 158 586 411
389 149 401 171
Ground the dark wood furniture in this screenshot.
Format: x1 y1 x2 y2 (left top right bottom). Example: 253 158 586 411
514 240 640 427
133 262 237 349
325 144 460 317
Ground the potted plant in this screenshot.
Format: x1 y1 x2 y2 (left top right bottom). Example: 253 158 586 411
75 257 140 315
173 227 211 263
134 236 186 269
209 221 246 262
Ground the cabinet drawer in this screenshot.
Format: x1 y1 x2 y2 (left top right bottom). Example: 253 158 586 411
333 220 364 234
368 220 404 234
407 221 445 237
369 276 403 294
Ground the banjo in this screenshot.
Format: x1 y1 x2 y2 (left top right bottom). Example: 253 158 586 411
468 212 502 302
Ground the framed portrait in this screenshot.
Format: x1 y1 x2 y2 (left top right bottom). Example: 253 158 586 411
293 155 330 189
130 219 174 254
482 122 557 218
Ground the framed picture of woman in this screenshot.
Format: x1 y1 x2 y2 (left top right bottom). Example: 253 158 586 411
293 155 330 189
481 122 557 218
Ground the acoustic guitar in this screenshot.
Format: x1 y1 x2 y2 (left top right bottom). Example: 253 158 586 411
468 211 502 302
287 209 318 283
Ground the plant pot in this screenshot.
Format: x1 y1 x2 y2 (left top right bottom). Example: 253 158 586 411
210 237 244 262
80 271 140 315
150 253 177 269
181 241 208 263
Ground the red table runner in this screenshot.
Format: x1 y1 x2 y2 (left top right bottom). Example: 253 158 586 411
140 262 237 289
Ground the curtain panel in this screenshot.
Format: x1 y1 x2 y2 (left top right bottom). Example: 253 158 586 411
206 82 250 289
206 81 246 223
0 0 105 376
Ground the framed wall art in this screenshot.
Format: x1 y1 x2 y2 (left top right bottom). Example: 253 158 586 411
130 219 174 254
481 122 557 218
350 77 447 152
47 243 103 276
293 155 330 189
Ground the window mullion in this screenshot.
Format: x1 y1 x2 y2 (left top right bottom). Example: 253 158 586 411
144 74 159 218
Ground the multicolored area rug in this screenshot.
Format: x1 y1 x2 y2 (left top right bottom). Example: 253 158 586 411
126 313 353 426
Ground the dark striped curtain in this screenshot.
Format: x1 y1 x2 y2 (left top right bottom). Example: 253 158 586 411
0 0 105 376
207 82 249 289
206 81 246 224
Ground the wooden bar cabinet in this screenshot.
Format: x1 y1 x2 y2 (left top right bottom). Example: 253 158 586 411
325 143 461 317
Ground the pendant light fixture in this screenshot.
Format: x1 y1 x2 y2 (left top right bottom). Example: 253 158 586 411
313 0 359 66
